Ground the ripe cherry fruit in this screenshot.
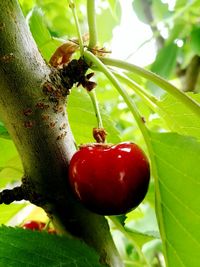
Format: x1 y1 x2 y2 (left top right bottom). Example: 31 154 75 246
22 220 45 231
69 142 150 215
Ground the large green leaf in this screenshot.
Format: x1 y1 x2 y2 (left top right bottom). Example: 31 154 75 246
157 93 200 140
67 88 121 144
150 131 200 267
0 226 105 267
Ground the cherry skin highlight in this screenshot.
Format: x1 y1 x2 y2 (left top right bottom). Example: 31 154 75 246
69 143 150 215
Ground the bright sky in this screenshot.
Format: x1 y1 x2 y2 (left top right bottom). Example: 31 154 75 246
111 0 176 67
111 0 156 67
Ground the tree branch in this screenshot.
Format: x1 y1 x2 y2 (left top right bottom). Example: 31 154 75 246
182 55 200 92
140 0 164 51
0 186 28 204
0 1 123 266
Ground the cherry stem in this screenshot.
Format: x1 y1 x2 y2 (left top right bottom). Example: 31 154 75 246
87 0 98 49
44 219 51 231
114 71 176 124
100 57 200 117
112 70 158 111
68 0 84 55
84 51 151 152
88 89 103 129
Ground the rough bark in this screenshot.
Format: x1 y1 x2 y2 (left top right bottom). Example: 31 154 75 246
0 1 123 266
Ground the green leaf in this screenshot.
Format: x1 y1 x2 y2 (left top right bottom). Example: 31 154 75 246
40 37 64 61
132 0 171 25
67 88 121 144
0 204 26 225
152 0 171 21
125 229 159 249
0 163 23 189
148 43 179 95
0 139 20 168
151 43 178 79
175 0 188 9
125 204 159 235
108 0 119 9
0 138 22 188
19 0 35 15
190 27 200 56
142 239 163 265
150 131 200 267
27 6 63 60
132 0 149 24
108 0 122 22
114 215 127 226
96 4 121 44
0 226 105 267
157 93 200 140
28 7 51 47
0 122 10 139
37 0 82 37
167 20 191 43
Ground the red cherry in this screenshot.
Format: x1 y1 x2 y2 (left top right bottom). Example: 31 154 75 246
69 142 150 215
22 220 46 231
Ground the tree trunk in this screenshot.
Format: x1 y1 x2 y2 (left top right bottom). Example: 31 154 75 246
0 1 123 266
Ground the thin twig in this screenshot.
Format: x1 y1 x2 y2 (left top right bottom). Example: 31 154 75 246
0 186 28 204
